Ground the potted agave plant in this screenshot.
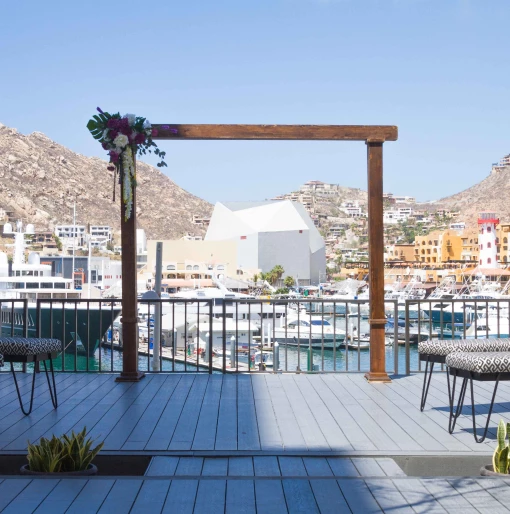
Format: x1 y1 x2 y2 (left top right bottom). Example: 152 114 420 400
21 428 103 476
481 420 510 477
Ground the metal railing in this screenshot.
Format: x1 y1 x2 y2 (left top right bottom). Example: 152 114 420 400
0 297 402 374
7 296 509 375
404 297 510 374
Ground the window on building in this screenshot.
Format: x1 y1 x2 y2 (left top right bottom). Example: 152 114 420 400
193 265 199 271
186 265 192 270
480 259 482 264
505 237 509 244
488 242 491 248
166 265 175 271
505 256 508 263
488 227 492 233
217 265 225 271
481 228 484 234
488 258 492 264
480 244 483 250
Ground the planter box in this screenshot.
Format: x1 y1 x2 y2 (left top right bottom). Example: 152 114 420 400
20 464 98 476
480 464 510 477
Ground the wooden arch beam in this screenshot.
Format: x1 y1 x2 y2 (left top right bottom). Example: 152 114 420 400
120 124 397 383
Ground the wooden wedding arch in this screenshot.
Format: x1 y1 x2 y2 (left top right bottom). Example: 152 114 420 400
116 124 398 383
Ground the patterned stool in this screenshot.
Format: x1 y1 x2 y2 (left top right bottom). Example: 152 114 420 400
446 351 510 443
418 338 510 411
0 337 61 415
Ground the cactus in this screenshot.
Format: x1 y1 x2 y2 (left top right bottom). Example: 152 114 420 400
492 420 510 474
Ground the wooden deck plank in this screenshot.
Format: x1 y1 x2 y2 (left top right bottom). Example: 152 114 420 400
337 479 383 513
447 477 510 513
191 375 223 450
375 458 406 477
351 458 387 477
326 458 360 477
253 456 281 476
168 375 209 450
237 374 261 451
1 479 59 514
475 478 510 509
64 479 115 514
1 374 108 450
346 373 447 452
254 480 288 514
282 479 319 513
225 479 256 514
310 375 377 451
129 479 171 514
364 478 415 513
102 376 161 450
0 478 32 511
302 457 334 476
278 456 307 476
33 479 87 514
194 479 226 514
175 456 204 476
97 479 143 513
228 456 254 476
309 479 351 513
421 478 479 513
202 457 228 476
145 456 179 476
252 374 283 451
279 374 330 451
264 374 307 451
145 374 196 450
392 479 447 514
125 375 181 447
162 479 198 514
215 375 238 450
295 375 354 451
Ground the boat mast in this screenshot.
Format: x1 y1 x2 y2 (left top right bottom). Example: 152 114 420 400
71 201 76 288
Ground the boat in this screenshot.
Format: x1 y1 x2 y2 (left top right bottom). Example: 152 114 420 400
0 221 120 356
272 314 345 348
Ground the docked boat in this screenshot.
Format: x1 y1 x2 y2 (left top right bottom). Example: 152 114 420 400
0 221 120 356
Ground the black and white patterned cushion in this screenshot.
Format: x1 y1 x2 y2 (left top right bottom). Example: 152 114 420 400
446 351 510 373
0 337 61 355
0 354 3 366
418 338 510 357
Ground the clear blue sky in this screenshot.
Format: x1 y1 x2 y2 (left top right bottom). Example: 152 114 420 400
0 0 508 204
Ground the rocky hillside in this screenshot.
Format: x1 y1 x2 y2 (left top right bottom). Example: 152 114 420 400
0 123 212 239
429 168 510 226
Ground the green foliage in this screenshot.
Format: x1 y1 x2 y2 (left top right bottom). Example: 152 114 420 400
27 428 103 473
54 235 62 251
283 276 295 288
493 420 510 473
252 273 259 285
274 287 290 295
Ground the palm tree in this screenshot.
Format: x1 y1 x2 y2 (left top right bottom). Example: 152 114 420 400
252 273 259 285
284 276 295 288
272 265 285 281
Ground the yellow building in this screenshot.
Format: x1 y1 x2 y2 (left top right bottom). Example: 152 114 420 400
440 230 463 262
385 243 415 262
498 223 510 264
414 231 441 264
460 229 479 263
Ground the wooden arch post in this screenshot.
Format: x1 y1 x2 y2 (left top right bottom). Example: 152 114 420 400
118 124 397 382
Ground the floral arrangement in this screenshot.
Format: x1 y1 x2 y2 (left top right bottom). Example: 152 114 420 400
87 108 175 220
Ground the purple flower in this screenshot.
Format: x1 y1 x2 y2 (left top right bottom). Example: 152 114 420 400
161 125 169 130
107 165 115 171
101 142 109 150
109 151 119 163
97 107 104 114
109 130 118 140
134 133 146 144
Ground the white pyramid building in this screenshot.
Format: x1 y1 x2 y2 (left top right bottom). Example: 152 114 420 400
205 200 326 285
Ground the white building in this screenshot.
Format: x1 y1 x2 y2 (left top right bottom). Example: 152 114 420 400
54 224 86 246
478 212 499 268
450 222 466 231
205 201 326 285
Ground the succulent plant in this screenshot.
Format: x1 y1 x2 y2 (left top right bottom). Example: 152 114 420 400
493 420 510 474
27 427 103 473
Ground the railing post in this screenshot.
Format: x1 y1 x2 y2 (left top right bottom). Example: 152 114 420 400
405 300 410 376
393 300 398 375
365 141 391 382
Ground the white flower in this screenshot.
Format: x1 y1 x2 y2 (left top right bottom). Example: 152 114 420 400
123 113 136 126
142 119 151 129
145 129 152 136
113 133 129 148
102 129 109 140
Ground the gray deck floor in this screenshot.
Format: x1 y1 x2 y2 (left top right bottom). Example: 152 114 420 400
0 371 508 454
2 475 510 513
